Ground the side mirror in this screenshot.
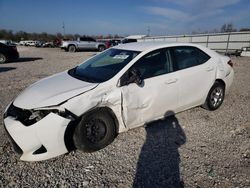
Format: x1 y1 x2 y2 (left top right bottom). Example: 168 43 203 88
120 68 143 86
129 68 142 86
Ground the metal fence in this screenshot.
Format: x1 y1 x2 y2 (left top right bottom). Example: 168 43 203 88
139 31 250 52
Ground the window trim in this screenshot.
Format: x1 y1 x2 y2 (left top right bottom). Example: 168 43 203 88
170 46 211 71
119 47 174 85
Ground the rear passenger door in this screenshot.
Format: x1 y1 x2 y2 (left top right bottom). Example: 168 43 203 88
171 46 215 110
87 38 97 49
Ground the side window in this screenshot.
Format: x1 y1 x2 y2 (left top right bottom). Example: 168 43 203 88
89 38 96 42
173 47 210 70
128 39 137 43
132 49 173 80
80 37 86 41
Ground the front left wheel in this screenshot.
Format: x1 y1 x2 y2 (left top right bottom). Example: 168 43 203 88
68 45 76 52
73 109 116 152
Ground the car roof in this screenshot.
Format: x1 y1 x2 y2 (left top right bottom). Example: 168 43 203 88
113 41 202 52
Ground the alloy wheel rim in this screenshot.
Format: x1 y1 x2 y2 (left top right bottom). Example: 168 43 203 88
69 46 75 52
0 54 5 62
210 87 223 107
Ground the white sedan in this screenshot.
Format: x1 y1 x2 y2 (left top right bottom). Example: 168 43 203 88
3 42 234 161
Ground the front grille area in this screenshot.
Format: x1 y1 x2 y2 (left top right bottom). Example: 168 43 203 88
5 103 36 126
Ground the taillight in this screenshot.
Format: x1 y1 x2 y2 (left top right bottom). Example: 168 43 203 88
105 41 110 49
228 60 233 68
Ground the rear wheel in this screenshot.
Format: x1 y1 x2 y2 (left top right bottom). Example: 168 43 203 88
0 53 7 64
73 109 116 152
68 45 76 52
98 45 105 52
203 81 225 111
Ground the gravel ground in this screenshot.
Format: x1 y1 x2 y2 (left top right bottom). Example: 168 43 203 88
0 46 249 187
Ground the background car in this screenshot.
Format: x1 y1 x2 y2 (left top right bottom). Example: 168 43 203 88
225 46 250 57
241 46 250 57
121 35 146 44
43 42 54 48
24 41 36 46
121 38 137 44
0 42 19 63
0 40 13 45
61 37 106 52
105 39 121 48
225 49 241 56
35 41 46 47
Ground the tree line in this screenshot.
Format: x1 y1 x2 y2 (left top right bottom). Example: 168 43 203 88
1 23 250 42
192 23 250 34
0 30 123 42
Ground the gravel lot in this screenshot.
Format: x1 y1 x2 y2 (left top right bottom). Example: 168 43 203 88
0 46 249 187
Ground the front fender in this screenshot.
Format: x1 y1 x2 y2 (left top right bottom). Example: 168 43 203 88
61 86 127 133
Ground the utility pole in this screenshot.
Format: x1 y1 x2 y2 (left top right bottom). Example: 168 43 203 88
62 22 65 37
147 26 151 36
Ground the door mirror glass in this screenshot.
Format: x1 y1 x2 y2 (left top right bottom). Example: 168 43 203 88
130 68 143 86
120 68 143 86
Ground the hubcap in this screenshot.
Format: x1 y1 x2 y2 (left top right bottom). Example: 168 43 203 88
85 119 107 143
0 54 5 62
99 46 104 51
210 87 223 107
69 46 75 52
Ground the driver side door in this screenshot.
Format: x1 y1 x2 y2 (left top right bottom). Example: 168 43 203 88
120 48 179 128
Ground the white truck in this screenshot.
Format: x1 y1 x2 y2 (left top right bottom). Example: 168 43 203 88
241 47 250 57
61 37 106 52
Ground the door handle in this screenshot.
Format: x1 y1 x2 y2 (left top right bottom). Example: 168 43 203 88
206 66 214 71
165 78 178 84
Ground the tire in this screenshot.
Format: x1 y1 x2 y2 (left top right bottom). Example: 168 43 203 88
0 53 7 64
202 81 225 111
73 109 116 152
98 45 105 52
68 45 76 52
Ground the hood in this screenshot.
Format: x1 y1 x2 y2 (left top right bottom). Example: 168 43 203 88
13 71 98 109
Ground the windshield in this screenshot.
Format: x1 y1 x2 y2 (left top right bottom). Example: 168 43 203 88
69 48 140 83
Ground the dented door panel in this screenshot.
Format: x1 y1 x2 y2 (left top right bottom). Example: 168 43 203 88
121 73 179 129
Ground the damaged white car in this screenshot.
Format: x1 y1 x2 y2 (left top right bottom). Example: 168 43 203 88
4 42 234 161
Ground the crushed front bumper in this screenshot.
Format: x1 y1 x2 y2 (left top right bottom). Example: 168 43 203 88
4 113 71 161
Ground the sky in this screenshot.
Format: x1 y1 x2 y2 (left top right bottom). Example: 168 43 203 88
0 0 250 36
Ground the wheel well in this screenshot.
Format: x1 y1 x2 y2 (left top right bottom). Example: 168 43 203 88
98 45 105 49
215 79 226 88
64 107 119 152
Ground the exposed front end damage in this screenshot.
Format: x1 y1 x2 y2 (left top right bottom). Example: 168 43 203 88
4 106 71 161
3 84 126 161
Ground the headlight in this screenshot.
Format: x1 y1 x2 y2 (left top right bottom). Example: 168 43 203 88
29 108 76 122
4 104 76 126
